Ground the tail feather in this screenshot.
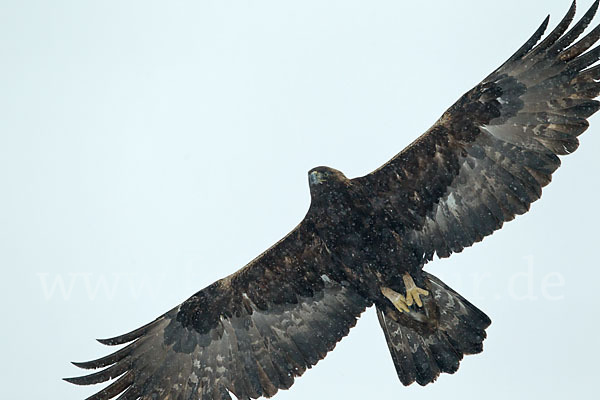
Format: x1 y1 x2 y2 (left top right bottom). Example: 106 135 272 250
377 271 491 386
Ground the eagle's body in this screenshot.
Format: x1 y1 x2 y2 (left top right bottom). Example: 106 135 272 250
68 1 599 399
307 168 421 297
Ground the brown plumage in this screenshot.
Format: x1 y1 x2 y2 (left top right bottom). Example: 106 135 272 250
67 1 599 398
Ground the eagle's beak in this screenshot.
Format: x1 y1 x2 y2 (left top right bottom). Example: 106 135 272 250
309 171 323 185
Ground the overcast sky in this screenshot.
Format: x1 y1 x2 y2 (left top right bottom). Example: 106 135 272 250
1 1 599 399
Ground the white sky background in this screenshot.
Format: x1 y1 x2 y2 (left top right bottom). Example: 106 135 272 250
1 0 599 398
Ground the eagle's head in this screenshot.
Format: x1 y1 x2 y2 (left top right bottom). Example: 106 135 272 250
308 166 349 196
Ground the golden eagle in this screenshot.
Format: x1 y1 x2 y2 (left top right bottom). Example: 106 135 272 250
67 1 600 398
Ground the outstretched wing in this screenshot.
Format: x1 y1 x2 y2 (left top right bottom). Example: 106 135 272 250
355 1 600 261
66 220 370 400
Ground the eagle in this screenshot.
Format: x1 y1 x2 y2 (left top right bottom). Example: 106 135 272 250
67 1 600 399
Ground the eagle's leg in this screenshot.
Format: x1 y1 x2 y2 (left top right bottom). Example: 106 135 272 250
381 287 410 313
402 273 429 308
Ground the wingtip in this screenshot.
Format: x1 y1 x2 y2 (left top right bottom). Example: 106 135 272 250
96 334 125 345
96 337 114 345
63 375 95 386
93 317 166 346
63 376 80 385
542 14 551 29
586 0 599 20
71 360 91 369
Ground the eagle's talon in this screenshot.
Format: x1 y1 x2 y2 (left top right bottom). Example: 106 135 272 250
381 287 410 313
402 273 429 308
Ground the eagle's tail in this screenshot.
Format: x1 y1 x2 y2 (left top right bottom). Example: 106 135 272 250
376 271 491 386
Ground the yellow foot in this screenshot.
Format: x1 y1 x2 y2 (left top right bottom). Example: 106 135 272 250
381 287 410 313
402 273 429 308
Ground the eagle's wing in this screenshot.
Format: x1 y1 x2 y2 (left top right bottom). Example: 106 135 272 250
355 1 600 261
66 220 370 400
